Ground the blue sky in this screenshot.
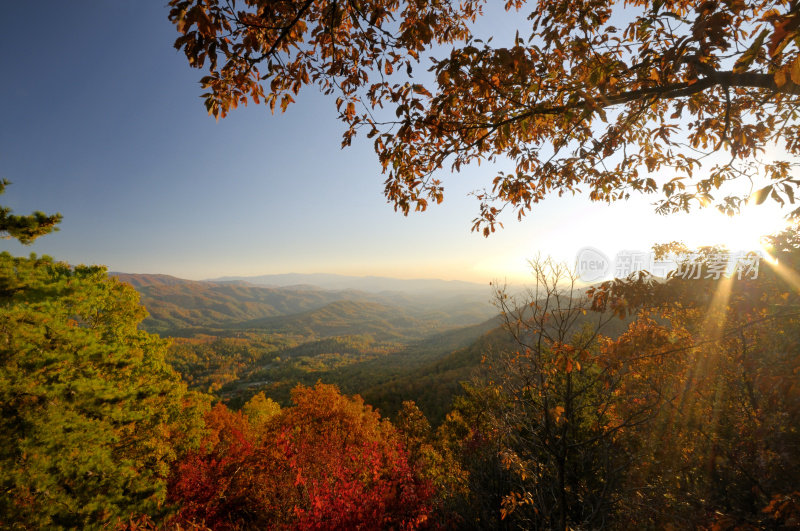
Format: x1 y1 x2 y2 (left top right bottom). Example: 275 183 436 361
0 2 791 283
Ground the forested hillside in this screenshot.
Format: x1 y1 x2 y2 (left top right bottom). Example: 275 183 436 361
111 272 504 423
222 317 502 420
160 311 501 421
230 299 446 340
117 271 644 425
112 273 495 334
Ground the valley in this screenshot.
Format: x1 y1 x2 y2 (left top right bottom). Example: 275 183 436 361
113 272 505 422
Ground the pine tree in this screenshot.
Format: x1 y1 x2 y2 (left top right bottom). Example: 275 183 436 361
0 180 61 244
0 253 206 528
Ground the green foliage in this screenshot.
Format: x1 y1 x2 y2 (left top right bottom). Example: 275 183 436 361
222 319 500 416
232 299 447 341
0 180 62 244
241 391 280 433
362 324 511 425
162 311 498 423
394 401 469 527
167 334 288 393
0 253 207 528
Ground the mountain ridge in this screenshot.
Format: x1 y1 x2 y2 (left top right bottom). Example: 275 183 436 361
110 272 495 334
205 272 488 294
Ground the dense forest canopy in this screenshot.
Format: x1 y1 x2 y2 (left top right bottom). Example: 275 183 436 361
171 0 800 233
0 253 207 527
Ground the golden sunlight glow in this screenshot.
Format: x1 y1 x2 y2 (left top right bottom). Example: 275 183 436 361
657 203 790 255
468 188 793 285
472 252 533 284
764 259 800 293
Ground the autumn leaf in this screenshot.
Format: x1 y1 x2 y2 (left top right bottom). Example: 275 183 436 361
752 184 773 205
733 29 768 72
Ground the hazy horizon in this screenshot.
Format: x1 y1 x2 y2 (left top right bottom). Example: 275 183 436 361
111 270 493 287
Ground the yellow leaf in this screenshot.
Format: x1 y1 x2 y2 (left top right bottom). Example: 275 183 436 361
791 56 800 85
775 66 789 88
752 184 772 205
733 29 768 73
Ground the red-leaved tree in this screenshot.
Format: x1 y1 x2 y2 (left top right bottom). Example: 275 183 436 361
169 383 432 529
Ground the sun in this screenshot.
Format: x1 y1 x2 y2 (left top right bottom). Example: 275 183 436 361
682 203 790 256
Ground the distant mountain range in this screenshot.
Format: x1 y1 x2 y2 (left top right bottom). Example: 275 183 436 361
110 272 496 334
206 273 488 294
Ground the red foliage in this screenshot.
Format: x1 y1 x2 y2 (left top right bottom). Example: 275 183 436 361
291 438 432 530
168 385 433 529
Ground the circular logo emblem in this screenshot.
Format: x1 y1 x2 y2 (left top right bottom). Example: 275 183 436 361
575 247 610 283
